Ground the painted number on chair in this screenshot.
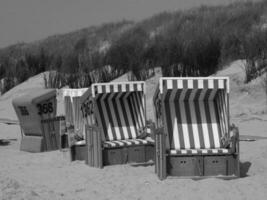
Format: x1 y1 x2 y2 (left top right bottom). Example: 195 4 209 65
37 102 53 115
81 99 94 117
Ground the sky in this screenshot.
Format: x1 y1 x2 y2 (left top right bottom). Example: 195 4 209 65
0 0 258 48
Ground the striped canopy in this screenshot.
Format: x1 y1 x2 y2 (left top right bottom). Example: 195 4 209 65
88 82 146 142
57 88 88 116
59 88 88 140
154 77 229 150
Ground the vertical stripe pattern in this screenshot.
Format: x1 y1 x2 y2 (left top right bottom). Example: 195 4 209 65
91 82 146 141
154 78 229 150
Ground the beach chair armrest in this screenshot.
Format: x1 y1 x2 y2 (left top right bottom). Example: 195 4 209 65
146 121 156 139
230 125 239 154
155 127 164 135
154 126 167 180
85 125 103 168
136 121 156 139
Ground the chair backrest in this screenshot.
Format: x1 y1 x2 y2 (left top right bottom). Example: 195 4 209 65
57 88 88 116
153 77 229 150
60 89 87 138
80 88 95 128
91 82 146 141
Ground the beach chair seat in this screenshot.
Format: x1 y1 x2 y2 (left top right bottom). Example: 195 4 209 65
81 82 155 167
168 148 233 155
153 77 240 179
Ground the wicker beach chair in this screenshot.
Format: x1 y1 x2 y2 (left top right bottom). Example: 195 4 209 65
80 82 154 168
12 89 58 152
59 88 88 160
153 77 240 179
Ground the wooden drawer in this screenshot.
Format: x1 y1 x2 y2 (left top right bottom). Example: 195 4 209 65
204 155 237 176
103 148 126 165
167 156 203 176
71 145 87 161
128 146 146 163
20 136 44 152
145 145 155 162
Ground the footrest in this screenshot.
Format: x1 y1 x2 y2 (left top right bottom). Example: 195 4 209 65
204 155 237 176
145 145 155 162
71 144 87 161
103 144 155 166
103 148 126 165
20 136 44 152
167 156 203 176
128 146 145 163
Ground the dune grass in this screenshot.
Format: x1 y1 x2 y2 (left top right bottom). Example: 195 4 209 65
0 1 267 92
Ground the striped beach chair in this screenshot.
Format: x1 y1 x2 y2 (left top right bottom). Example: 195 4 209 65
153 77 239 179
81 81 154 167
58 88 88 160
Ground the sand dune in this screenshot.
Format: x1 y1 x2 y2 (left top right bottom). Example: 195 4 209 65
0 72 47 121
1 62 267 200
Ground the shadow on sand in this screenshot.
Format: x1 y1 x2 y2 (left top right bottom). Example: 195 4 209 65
240 161 252 178
130 162 154 167
0 139 11 146
130 161 252 178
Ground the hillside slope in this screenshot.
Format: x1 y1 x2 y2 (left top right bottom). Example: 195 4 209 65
215 60 267 120
1 60 266 123
0 21 134 59
0 72 46 120
1 1 267 97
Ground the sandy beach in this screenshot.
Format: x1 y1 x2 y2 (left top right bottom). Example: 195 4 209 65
1 61 267 200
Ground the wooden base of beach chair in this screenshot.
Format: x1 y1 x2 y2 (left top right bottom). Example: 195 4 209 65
103 144 154 166
85 125 154 167
60 134 69 149
86 125 103 168
145 145 155 162
70 144 87 161
155 127 167 180
167 174 239 180
20 136 44 152
41 116 65 151
167 156 203 176
204 155 239 176
166 154 239 178
128 146 146 163
103 148 127 165
39 116 66 152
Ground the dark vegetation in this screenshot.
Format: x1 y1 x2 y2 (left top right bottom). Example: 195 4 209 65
0 1 267 94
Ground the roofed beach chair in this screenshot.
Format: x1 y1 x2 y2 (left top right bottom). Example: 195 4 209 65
80 82 154 168
12 89 59 152
58 88 88 160
153 77 240 179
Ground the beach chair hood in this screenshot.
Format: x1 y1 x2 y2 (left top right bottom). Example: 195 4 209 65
154 77 230 151
90 82 146 142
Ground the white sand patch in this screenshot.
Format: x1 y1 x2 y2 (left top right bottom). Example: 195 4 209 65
216 60 267 118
